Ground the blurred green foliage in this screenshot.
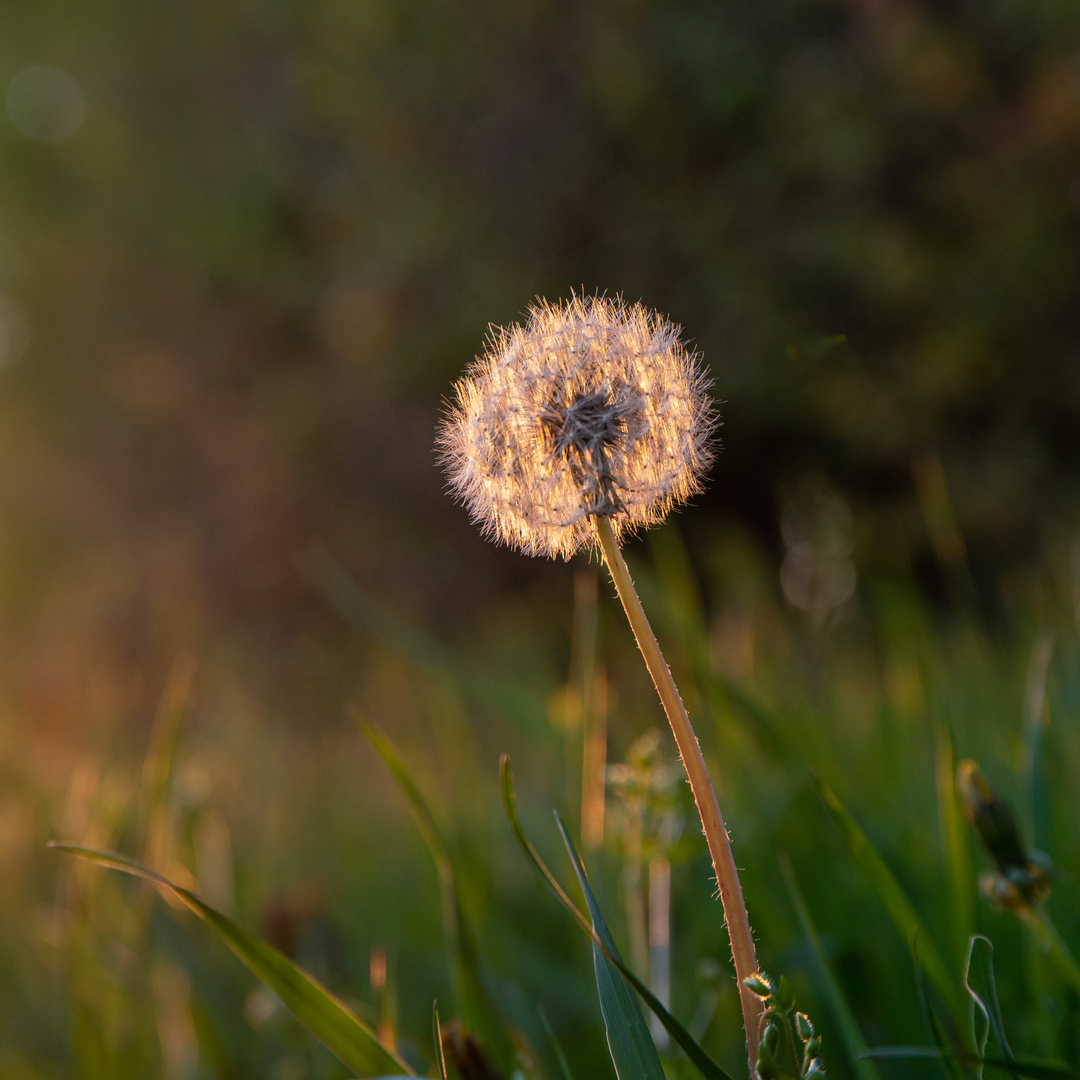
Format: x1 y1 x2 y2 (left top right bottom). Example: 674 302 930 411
3 521 1080 1077
2 0 1080 1077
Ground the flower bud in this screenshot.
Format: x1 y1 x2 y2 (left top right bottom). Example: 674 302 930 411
744 971 776 998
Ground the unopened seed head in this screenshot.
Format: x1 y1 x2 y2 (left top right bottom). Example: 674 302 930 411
438 295 717 559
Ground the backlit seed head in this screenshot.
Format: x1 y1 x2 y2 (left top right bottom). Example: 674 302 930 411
438 295 717 559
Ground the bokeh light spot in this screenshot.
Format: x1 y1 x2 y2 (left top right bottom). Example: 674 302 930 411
6 65 84 144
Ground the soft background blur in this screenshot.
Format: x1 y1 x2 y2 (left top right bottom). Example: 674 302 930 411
3 1 1080 1077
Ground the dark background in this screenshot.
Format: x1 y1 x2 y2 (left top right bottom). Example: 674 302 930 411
3 1 1080 727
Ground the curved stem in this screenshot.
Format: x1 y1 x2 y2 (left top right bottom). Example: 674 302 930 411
594 516 762 1075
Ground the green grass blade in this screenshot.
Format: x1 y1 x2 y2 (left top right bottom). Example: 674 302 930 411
711 676 790 761
638 532 789 762
362 720 454 875
499 758 735 1080
501 757 590 926
554 814 665 1080
815 775 963 1018
862 1048 1079 1079
779 854 881 1080
307 548 545 730
1019 909 1080 997
433 1003 448 1080
47 843 413 1077
538 1005 576 1080
935 721 975 972
964 936 1016 1080
138 654 197 855
912 935 966 1080
1023 634 1054 854
362 720 512 1068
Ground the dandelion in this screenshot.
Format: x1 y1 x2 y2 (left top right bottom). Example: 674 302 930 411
438 295 715 559
440 294 765 1075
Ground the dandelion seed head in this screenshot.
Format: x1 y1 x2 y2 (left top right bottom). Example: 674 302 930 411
438 295 717 559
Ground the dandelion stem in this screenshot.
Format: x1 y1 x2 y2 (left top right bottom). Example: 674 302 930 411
594 514 762 1075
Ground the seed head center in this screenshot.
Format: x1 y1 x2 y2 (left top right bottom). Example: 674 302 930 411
542 389 639 517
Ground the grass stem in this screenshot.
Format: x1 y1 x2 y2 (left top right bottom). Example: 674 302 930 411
594 515 762 1075
1021 907 1080 997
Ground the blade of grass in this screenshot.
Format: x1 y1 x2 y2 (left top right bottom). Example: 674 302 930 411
538 1005 575 1080
935 721 974 972
47 843 413 1077
138 654 197 857
307 548 545 730
861 1049 1079 1079
500 758 735 1080
362 719 512 1069
815 774 963 1019
1019 908 1080 997
1023 634 1054 854
964 936 1017 1080
912 934 966 1080
628 535 788 763
554 813 666 1080
433 1003 448 1080
778 854 881 1080
361 719 455 880
711 677 789 762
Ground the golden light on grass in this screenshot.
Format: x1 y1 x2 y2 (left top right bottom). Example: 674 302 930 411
440 294 765 1075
